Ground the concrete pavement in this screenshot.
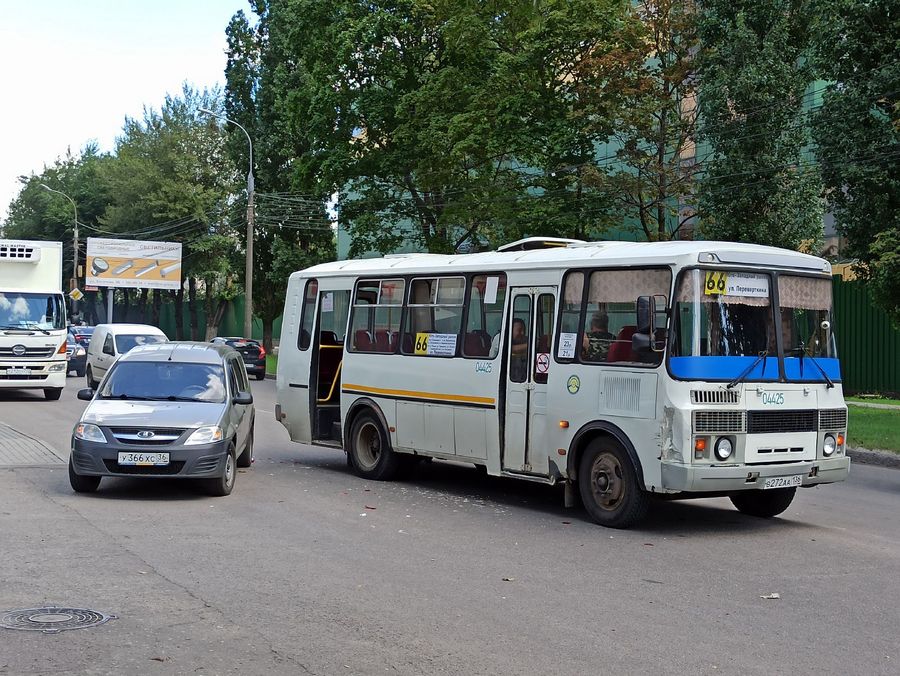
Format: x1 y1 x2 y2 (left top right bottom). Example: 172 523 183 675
0 378 898 675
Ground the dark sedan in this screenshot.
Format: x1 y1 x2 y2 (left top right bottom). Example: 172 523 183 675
210 337 267 380
68 326 95 347
66 334 87 377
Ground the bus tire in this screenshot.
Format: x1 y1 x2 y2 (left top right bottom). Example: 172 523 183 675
348 411 401 481
44 388 62 401
730 487 796 518
578 438 649 529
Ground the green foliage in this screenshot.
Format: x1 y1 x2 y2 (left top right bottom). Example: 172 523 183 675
811 0 899 325
580 0 700 242
250 0 637 255
697 0 822 249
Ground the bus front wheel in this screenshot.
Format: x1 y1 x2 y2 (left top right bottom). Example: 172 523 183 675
578 438 649 529
730 487 796 518
349 412 401 481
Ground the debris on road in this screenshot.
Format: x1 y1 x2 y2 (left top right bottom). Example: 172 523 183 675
760 593 781 600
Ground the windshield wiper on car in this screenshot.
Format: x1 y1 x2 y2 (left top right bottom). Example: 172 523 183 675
106 394 205 402
788 344 835 389
727 350 769 389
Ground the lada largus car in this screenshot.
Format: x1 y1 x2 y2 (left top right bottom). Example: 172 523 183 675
69 342 255 496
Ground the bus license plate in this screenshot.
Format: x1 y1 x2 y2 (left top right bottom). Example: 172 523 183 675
118 452 169 466
6 368 30 376
763 475 802 490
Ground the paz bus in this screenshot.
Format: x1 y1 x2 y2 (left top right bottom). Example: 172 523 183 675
275 238 849 528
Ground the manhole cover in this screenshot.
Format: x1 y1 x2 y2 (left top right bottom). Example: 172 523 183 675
0 607 116 633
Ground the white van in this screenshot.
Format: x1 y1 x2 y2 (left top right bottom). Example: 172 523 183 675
86 324 168 388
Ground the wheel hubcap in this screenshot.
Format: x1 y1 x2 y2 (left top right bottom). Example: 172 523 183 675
355 422 381 471
224 454 234 486
590 453 624 511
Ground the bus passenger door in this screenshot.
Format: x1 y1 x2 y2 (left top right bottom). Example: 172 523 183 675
503 287 556 474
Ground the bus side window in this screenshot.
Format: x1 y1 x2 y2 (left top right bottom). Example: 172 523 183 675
463 274 507 359
402 277 465 356
297 279 318 351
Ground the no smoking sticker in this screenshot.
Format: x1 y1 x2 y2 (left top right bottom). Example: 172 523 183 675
535 353 550 374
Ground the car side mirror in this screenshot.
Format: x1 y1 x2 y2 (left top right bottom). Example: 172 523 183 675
77 388 95 401
103 346 114 356
233 392 253 406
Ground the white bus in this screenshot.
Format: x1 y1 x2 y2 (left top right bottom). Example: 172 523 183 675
275 238 850 528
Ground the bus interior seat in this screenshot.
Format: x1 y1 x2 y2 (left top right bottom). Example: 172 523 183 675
401 333 414 354
374 330 392 353
354 330 374 352
607 325 638 362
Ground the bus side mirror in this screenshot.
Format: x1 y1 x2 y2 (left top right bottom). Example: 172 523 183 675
636 296 655 334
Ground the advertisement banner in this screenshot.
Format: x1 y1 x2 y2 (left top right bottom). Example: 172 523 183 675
86 238 182 290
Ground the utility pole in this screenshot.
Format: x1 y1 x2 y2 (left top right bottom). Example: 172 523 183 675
199 107 255 338
40 184 79 317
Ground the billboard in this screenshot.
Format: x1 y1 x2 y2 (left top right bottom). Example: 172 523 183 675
85 238 182 290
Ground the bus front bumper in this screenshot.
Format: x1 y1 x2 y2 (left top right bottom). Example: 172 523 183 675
660 456 850 493
0 362 67 389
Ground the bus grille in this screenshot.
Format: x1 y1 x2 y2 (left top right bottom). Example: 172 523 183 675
690 389 740 405
0 347 55 358
819 409 847 431
693 410 746 433
747 410 817 434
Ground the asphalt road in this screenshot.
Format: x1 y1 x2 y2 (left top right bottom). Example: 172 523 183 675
1 377 898 675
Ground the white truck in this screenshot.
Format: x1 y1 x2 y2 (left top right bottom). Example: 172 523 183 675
0 240 68 399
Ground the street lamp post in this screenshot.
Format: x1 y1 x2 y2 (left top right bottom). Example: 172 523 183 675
40 184 79 316
199 107 255 339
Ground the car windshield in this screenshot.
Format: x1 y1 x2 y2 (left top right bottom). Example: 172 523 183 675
100 362 227 402
0 292 66 330
115 334 167 354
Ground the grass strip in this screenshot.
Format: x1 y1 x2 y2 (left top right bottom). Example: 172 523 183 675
848 406 900 454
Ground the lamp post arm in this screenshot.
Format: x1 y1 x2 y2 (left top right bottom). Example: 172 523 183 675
198 108 254 192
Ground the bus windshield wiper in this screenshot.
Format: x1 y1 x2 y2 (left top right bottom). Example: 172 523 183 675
789 344 835 389
727 350 768 389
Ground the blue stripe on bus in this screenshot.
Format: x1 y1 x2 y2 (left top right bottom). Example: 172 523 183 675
669 356 841 382
670 356 780 380
783 357 841 381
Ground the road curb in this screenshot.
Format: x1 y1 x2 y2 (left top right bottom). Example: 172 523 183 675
847 447 900 470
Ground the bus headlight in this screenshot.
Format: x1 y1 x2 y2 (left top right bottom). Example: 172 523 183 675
714 437 733 461
823 434 836 457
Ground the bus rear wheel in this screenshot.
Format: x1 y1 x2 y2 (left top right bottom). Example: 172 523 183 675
730 487 796 518
578 438 649 529
348 412 401 481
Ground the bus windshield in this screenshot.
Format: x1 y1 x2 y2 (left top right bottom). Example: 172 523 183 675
0 292 66 330
671 269 779 381
671 269 840 383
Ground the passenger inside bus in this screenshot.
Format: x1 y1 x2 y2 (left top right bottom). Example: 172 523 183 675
509 318 528 380
581 311 615 361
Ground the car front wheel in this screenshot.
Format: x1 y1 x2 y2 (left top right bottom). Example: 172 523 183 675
68 456 100 493
205 445 236 496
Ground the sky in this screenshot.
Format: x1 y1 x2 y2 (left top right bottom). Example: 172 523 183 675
0 0 253 221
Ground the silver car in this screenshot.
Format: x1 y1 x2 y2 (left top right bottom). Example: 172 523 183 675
69 342 255 496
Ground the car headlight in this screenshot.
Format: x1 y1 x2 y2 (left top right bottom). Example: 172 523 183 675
74 423 106 443
75 347 86 356
185 426 224 446
714 437 734 461
49 362 67 372
823 434 836 457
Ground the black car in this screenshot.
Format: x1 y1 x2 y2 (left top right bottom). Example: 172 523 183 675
66 334 87 377
210 337 267 380
68 326 95 347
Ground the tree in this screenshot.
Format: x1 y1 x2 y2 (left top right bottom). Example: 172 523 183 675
225 6 336 351
102 84 241 337
246 0 637 257
3 146 113 323
579 0 701 242
697 0 823 250
811 0 899 325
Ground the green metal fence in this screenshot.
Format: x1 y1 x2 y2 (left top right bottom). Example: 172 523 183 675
832 277 900 394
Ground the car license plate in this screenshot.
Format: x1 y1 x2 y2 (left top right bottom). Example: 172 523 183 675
6 368 30 376
117 452 169 466
763 475 803 489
